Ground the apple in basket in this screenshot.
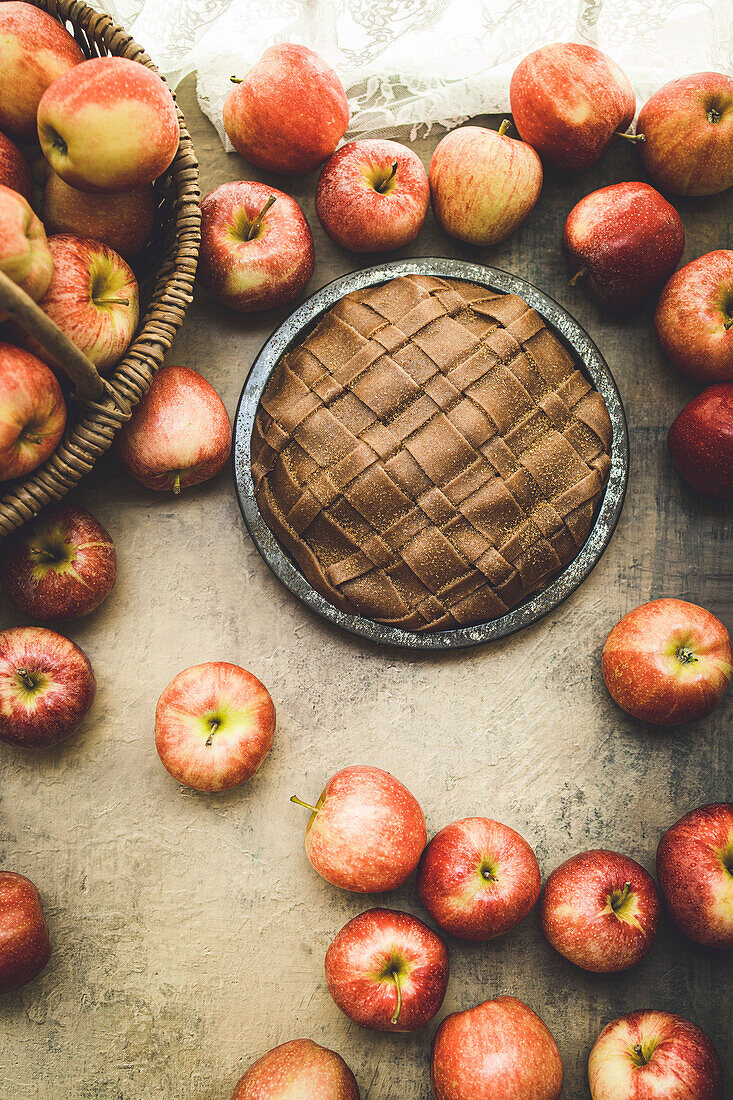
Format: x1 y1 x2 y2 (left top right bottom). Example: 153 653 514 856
667 384 733 499
231 1040 360 1100
0 2 84 140
0 132 32 201
0 872 52 995
429 122 542 246
636 72 733 196
42 172 157 260
509 43 635 170
224 43 349 175
0 505 117 622
316 139 430 252
37 56 179 193
0 184 54 318
655 251 733 382
0 626 96 749
0 344 66 482
198 181 314 312
115 365 232 493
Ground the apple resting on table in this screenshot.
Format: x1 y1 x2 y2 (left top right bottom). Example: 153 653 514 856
0 132 32 202
291 764 427 892
325 907 449 1032
0 343 66 482
417 816 541 940
224 43 349 175
667 384 733 499
509 43 635 170
199 181 314 312
602 598 732 725
316 139 430 252
0 505 117 622
0 872 52 994
37 56 179 193
540 849 659 972
115 365 231 493
655 251 733 382
155 662 275 792
0 184 54 319
588 1011 723 1100
657 802 733 949
636 72 733 196
231 1039 360 1100
0 626 96 749
42 172 157 260
563 182 684 310
428 122 542 246
431 996 563 1100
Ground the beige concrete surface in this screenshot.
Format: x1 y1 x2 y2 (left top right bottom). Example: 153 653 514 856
1 76 731 1098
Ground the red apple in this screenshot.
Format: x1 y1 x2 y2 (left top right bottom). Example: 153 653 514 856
37 56 179 193
0 131 31 201
509 43 635 170
667 384 733 499
223 44 349 175
0 183 54 319
155 662 275 792
291 764 427 892
115 365 231 493
325 907 448 1032
0 2 84 140
316 139 429 252
602 598 732 724
540 849 659 972
199 181 314 313
0 343 66 481
429 122 542 246
0 626 95 748
42 172 157 259
0 872 51 994
417 817 541 941
431 995 563 1100
588 1011 723 1100
655 251 733 382
636 73 733 196
232 1039 360 1099
657 802 733 949
0 505 117 622
564 182 684 310
15 234 138 375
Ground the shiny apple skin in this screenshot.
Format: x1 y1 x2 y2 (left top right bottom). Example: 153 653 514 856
0 626 96 748
316 139 429 252
655 251 733 382
540 849 659 972
588 1011 723 1100
563 182 684 310
667 384 733 499
0 505 117 622
637 72 733 196
417 817 541 941
232 1039 360 1099
199 181 314 312
602 599 732 725
0 132 32 201
0 872 51 994
224 44 349 176
155 662 275 792
299 764 427 892
325 907 449 1032
115 365 231 493
431 995 563 1100
42 172 156 260
0 183 54 319
429 124 542 246
657 803 733 949
0 343 66 482
509 43 635 170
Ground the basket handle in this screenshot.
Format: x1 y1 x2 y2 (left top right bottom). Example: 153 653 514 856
0 269 106 402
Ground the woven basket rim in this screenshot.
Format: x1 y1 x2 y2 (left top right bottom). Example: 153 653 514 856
0 0 201 539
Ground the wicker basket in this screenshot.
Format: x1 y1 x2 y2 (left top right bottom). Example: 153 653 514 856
0 0 200 539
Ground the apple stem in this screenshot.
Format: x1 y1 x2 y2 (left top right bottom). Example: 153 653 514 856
498 119 512 137
205 718 220 747
247 196 277 240
615 130 645 143
569 267 587 287
94 297 130 306
633 1043 648 1066
290 795 319 813
29 546 56 562
375 161 399 194
390 968 402 1025
173 473 181 495
16 668 36 690
230 75 243 84
612 882 632 911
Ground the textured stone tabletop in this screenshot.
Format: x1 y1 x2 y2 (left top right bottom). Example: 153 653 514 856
1 76 731 1099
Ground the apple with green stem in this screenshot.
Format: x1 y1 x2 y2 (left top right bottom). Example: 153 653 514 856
231 1039 360 1099
655 251 733 382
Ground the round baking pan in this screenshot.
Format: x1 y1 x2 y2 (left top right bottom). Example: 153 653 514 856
233 258 629 650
